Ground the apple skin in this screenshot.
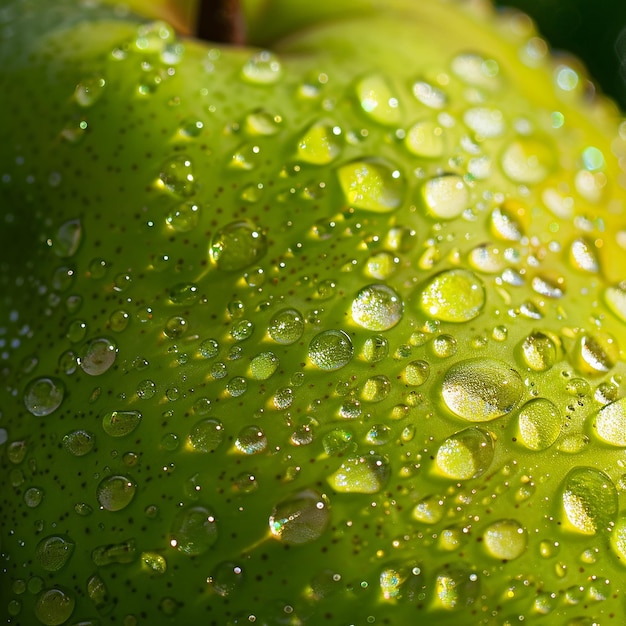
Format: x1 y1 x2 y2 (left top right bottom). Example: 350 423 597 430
2 0 626 625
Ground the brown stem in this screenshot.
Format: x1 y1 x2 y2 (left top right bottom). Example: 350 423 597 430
197 0 246 44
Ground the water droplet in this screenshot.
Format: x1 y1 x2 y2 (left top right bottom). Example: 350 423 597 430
208 562 245 596
187 418 224 452
166 201 200 232
24 486 44 507
520 331 559 372
463 107 505 138
412 80 446 109
405 119 445 157
592 397 626 446
141 552 167 575
62 430 95 456
574 331 619 375
24 377 65 416
604 282 626 323
226 377 247 397
209 221 267 271
356 74 401 126
74 74 106 107
560 467 617 535
158 155 195 196
79 337 117 376
483 520 527 560
419 269 485 322
327 454 389 493
431 334 457 358
92 539 136 566
249 352 279 380
241 50 282 84
490 203 525 241
34 587 75 626
36 536 74 572
96 475 136 511
569 237 599 273
609 515 626 564
361 375 391 403
500 137 554 184
435 427 494 480
432 568 480 610
442 358 524 422
308 330 353 371
52 219 82 258
170 506 218 556
403 360 430 386
269 489 330 544
361 335 389 363
268 308 305 344
337 159 405 212
468 243 505 274
235 426 267 454
451 52 500 88
297 120 341 164
516 398 562 450
532 274 565 298
134 20 175 52
102 410 142 438
421 174 468 219
351 284 403 331
244 108 282 135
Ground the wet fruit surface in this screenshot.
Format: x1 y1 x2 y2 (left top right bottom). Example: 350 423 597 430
2 0 626 624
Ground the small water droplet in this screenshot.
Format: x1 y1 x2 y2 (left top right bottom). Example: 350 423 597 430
327 454 389 493
92 539 136 566
516 398 562 450
209 221 267 271
208 562 244 596
574 331 619 375
419 269 485 322
412 80 446 109
52 219 82 258
483 520 527 560
356 74 401 126
361 375 391 403
170 506 218 556
604 282 626 323
442 358 523 421
34 587 75 626
435 427 494 480
308 330 354 371
569 237 599 273
62 430 95 456
464 107 505 138
102 411 142 438
36 536 74 572
187 418 224 452
141 552 167 575
403 360 430 386
24 377 65 416
500 136 554 184
79 337 117 376
235 425 267 454
520 331 559 372
158 155 195 196
405 119 446 157
560 467 617 535
268 308 305 344
269 489 330 544
337 159 405 212
166 201 200 232
96 475 136 511
490 203 525 241
351 284 403 331
241 50 282 84
451 52 500 88
421 174 468 219
361 335 389 363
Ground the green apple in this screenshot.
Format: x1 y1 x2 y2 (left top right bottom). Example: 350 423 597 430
2 0 626 624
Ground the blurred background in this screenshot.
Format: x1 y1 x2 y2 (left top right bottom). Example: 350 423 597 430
496 0 626 110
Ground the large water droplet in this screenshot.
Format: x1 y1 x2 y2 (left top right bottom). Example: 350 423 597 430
490 204 525 241
419 269 485 322
574 331 619 375
435 427 494 480
500 137 554 184
361 375 391 403
592 397 626 447
308 330 354 371
421 174 468 219
297 120 341 164
79 337 117 376
34 587 75 626
62 430 95 456
209 221 267 271
327 454 389 493
515 398 562 450
52 219 82 258
102 410 142 437
351 284 403 331
170 506 218 556
36 536 75 572
356 74 401 126
249 352 279 380
24 377 65 416
337 159 405 212
559 467 617 535
96 475 136 512
442 358 523 422
403 360 430 386
569 237 599 273
412 81 446 109
405 119 445 158
463 107 505 138
269 489 330 544
483 520 527 560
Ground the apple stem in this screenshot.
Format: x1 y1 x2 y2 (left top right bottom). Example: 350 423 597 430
197 0 246 45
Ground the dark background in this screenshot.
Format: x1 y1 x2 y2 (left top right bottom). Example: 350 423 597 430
495 0 626 110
